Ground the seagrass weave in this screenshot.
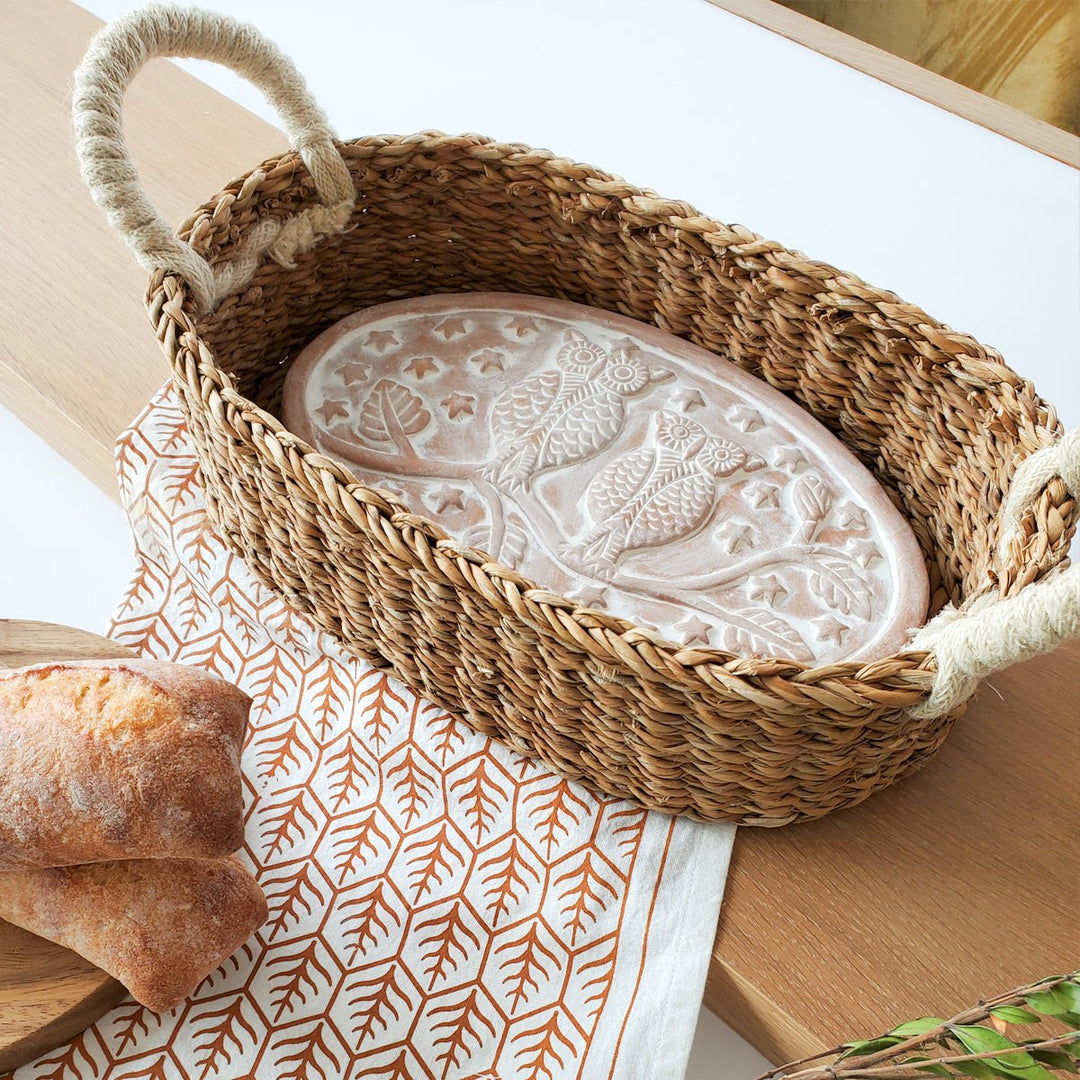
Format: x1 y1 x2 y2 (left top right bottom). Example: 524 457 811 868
74 7 1079 825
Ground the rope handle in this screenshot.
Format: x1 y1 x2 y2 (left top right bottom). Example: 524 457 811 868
910 428 1079 719
72 3 355 313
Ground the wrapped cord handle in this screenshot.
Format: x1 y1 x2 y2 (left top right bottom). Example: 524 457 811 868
72 3 355 312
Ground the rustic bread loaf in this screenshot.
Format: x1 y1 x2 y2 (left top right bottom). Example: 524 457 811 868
0 659 250 870
0 856 267 1012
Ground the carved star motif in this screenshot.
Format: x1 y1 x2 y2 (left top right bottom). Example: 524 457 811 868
433 316 469 339
745 482 780 510
774 446 809 472
813 615 849 645
675 614 712 647
850 538 882 568
837 502 869 530
670 389 706 412
729 405 764 432
718 521 754 554
365 329 400 352
316 399 350 425
430 484 465 513
336 361 371 384
572 584 608 608
441 392 476 419
470 348 506 374
405 355 439 379
748 574 788 606
504 316 538 338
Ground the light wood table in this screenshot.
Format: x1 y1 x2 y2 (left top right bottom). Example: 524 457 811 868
3 0 1077 1064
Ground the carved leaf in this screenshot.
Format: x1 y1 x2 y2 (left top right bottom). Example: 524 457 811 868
358 380 430 444
716 607 812 662
500 514 529 568
808 554 873 619
791 474 832 525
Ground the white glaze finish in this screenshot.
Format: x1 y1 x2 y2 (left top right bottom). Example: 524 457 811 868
283 294 929 663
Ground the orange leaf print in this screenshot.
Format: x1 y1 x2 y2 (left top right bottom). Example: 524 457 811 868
479 839 541 927
159 412 189 452
246 646 300 721
111 615 176 665
578 939 618 1019
271 1022 343 1080
163 457 201 512
172 575 211 637
213 582 265 652
331 809 394 885
346 965 414 1047
523 779 592 858
110 1058 171 1080
262 861 328 941
187 995 259 1079
415 902 483 990
113 559 167 620
511 1010 578 1080
426 706 466 765
356 1049 414 1080
386 747 438 827
406 823 467 904
116 436 149 492
179 635 241 682
357 672 408 753
306 659 350 742
340 879 403 961
21 1032 101 1080
430 989 497 1076
554 851 619 945
449 759 510 842
496 926 560 1014
256 720 316 781
175 514 220 577
266 937 336 1023
108 1003 150 1057
609 806 650 864
324 731 377 813
260 789 321 862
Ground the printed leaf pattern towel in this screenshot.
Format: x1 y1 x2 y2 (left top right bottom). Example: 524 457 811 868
11 387 734 1080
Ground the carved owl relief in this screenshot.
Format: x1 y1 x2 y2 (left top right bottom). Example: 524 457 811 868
577 412 763 571
484 329 653 490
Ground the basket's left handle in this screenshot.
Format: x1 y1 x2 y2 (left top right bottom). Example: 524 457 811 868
909 428 1079 719
72 3 355 313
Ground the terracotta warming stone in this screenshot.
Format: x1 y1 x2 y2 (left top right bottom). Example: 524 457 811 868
282 294 929 663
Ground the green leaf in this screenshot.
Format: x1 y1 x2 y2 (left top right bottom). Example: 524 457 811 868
957 1062 1004 1080
1028 1050 1078 1072
1053 984 1080 1014
949 1026 1057 1080
991 1007 1041 1025
892 1018 948 1038
1027 992 1070 1018
839 1035 903 1060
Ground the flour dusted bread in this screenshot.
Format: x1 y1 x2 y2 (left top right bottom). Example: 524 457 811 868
0 659 250 870
0 856 267 1012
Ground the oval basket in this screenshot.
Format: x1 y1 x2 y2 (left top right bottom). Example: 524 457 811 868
73 6 1079 825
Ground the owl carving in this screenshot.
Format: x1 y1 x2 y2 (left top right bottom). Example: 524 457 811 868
577 412 763 571
484 329 653 490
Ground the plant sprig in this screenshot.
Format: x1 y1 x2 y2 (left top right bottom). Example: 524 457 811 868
754 973 1080 1080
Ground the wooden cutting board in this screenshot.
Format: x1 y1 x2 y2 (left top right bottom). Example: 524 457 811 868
0 620 131 1074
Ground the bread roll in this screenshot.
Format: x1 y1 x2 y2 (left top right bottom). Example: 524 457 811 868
0 856 267 1012
0 659 250 870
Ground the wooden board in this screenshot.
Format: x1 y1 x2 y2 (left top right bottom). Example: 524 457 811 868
0 621 133 1074
2 0 1078 1068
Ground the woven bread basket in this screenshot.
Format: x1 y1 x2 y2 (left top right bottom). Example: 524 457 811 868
73 6 1079 826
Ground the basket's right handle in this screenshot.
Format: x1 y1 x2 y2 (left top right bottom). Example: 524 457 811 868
909 428 1079 719
72 4 355 313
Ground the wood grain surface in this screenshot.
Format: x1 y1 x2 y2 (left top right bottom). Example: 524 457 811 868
2 0 1078 1067
0 621 133 1074
706 0 1080 167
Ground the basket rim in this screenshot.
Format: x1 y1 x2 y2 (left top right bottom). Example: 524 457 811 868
153 130 1066 700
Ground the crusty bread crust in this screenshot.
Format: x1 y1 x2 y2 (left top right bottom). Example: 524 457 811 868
0 659 250 869
0 856 267 1011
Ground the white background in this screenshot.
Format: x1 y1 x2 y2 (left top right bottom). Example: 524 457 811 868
4 0 1078 1074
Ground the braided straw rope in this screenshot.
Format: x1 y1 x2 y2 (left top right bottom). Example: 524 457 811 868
73 5 1078 824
